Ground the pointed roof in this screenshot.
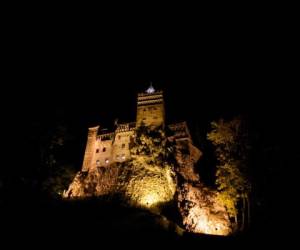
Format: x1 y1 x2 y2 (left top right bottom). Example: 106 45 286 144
146 82 155 94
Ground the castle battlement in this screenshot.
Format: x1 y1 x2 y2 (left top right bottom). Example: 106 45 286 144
97 132 114 141
115 122 136 133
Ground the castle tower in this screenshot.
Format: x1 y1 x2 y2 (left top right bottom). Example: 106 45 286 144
136 84 165 127
82 126 99 172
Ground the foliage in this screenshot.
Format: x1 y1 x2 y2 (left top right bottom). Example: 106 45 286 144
124 125 177 211
207 117 251 228
130 125 176 167
42 164 77 198
40 123 77 198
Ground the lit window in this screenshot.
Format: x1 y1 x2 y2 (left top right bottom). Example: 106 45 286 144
103 147 106 152
96 160 100 166
121 154 125 160
105 159 109 164
96 149 99 153
122 143 125 149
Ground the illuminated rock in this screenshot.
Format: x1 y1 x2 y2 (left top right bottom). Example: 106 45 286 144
124 164 176 211
178 183 231 236
64 165 120 198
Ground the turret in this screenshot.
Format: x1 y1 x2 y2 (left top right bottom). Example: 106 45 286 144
82 126 99 172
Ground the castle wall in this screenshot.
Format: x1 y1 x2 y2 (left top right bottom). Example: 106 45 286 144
112 131 134 162
85 128 135 170
137 104 165 127
82 126 99 172
94 138 114 168
136 91 165 127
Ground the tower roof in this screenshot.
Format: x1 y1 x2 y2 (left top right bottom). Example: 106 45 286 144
146 83 155 94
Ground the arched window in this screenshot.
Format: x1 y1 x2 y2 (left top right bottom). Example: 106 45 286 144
102 147 106 152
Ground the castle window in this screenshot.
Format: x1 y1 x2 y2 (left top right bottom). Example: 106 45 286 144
96 149 99 153
96 160 100 166
122 143 125 149
105 159 109 164
118 135 121 140
121 154 125 160
102 147 106 152
143 118 146 121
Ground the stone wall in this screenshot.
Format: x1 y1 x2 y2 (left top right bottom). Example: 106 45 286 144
111 131 134 163
82 126 99 172
136 91 165 127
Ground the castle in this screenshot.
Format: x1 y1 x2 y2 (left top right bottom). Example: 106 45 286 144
63 85 232 236
80 84 201 181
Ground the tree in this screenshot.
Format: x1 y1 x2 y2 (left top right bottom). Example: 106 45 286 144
42 164 77 198
130 125 176 167
39 123 77 198
207 117 251 232
125 125 177 212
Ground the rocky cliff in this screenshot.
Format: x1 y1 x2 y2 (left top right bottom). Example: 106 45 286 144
63 126 231 235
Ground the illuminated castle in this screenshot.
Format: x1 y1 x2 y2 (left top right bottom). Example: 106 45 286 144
80 84 201 180
64 85 232 236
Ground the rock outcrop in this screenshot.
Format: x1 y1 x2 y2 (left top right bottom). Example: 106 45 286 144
178 183 232 235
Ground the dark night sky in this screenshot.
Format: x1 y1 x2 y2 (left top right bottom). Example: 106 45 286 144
17 50 295 134
5 12 294 127
4 11 297 175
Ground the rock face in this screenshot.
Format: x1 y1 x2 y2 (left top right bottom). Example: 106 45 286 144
174 140 202 182
63 124 231 235
178 183 232 236
124 164 176 210
63 165 120 198
64 162 176 212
